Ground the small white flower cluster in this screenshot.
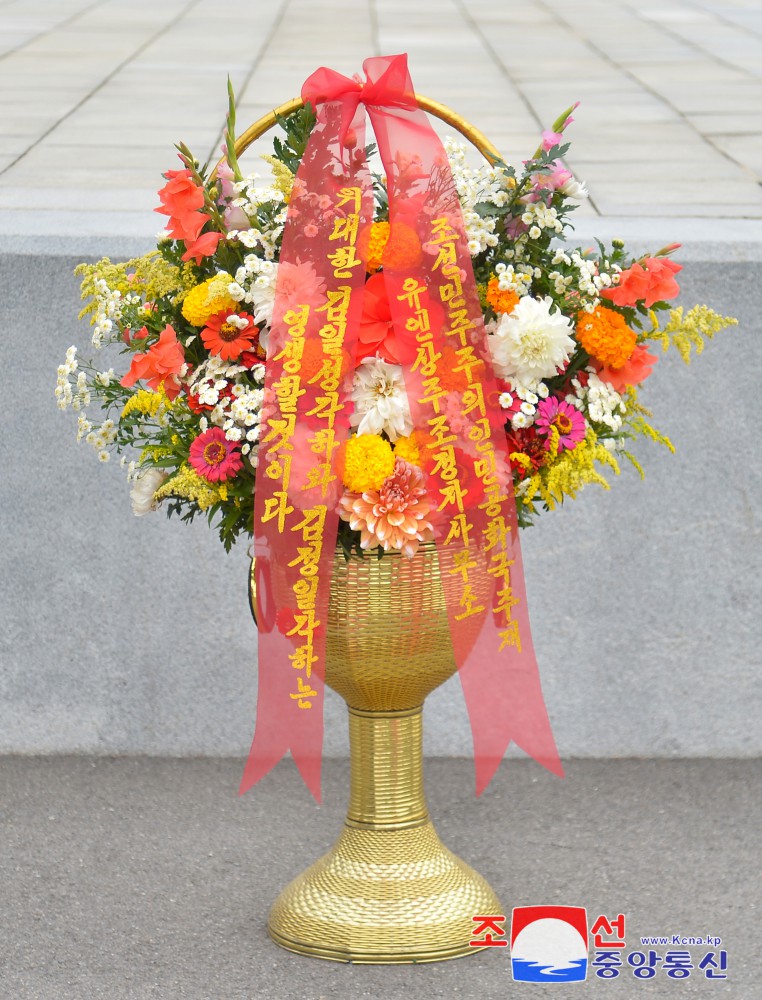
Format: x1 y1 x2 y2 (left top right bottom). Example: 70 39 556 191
228 256 278 328
55 346 79 410
548 250 617 312
573 371 625 433
499 378 550 430
87 279 140 348
227 175 288 259
224 386 265 455
520 200 563 240
82 417 117 463
189 357 265 455
120 455 139 480
445 137 513 256
494 261 533 297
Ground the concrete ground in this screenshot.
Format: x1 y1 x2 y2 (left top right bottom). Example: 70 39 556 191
0 0 760 252
0 757 758 999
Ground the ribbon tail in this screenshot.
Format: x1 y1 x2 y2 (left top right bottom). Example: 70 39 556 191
461 660 564 797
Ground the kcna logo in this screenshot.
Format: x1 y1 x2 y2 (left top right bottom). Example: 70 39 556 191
511 905 589 983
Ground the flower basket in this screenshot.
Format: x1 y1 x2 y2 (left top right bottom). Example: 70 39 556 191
57 53 736 964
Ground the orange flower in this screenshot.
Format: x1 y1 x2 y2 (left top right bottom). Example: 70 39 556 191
338 458 435 558
382 221 422 272
120 325 185 399
201 311 259 361
358 221 390 273
486 278 519 315
296 337 351 384
576 306 637 369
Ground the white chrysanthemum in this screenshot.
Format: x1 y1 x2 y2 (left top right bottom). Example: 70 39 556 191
129 467 168 516
350 357 413 442
489 295 574 383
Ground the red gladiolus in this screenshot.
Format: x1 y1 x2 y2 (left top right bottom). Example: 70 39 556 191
595 343 658 392
603 257 682 308
120 324 185 399
156 168 208 243
181 231 223 264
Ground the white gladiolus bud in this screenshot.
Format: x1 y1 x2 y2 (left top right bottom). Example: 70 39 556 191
129 467 168 516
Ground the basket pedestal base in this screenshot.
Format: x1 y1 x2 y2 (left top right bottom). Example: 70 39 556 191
267 706 502 963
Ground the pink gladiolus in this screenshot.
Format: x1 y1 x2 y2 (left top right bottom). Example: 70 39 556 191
541 130 564 152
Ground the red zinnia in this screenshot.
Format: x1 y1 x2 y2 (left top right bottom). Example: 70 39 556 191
201 311 260 361
188 427 243 482
505 426 548 477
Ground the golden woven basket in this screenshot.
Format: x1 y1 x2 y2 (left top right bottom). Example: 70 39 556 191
245 95 503 963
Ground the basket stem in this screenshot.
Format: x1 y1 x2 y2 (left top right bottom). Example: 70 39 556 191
347 706 428 829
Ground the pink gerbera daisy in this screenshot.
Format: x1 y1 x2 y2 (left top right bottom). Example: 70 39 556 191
188 427 243 482
535 397 586 452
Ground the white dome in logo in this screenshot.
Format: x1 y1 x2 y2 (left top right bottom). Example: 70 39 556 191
513 917 587 973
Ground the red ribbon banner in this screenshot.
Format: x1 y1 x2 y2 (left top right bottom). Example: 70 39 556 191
241 54 563 802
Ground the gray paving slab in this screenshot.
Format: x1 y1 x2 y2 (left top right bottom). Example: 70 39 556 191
0 757 757 999
0 0 759 241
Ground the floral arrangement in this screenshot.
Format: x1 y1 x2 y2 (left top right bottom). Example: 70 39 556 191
56 92 735 554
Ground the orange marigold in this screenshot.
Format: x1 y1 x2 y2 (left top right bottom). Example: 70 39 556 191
437 344 472 393
576 305 637 369
486 278 519 315
383 221 422 271
296 338 350 383
359 220 423 273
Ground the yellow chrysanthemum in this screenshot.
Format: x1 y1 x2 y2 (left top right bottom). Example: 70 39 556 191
359 221 423 274
181 273 235 327
340 434 395 493
486 277 519 315
361 221 390 273
577 305 637 369
394 433 421 467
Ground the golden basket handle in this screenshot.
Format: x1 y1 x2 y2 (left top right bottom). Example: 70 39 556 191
212 95 503 180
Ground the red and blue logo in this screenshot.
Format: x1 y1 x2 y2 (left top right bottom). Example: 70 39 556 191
511 905 589 982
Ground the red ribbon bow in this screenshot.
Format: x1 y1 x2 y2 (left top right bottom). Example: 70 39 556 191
241 54 563 802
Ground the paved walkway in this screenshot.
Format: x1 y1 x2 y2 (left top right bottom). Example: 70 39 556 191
0 0 760 248
1 757 757 999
